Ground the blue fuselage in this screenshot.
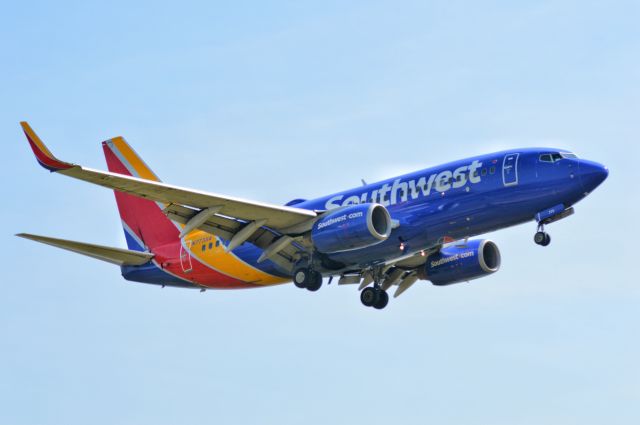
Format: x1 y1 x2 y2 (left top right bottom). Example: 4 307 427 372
291 148 608 270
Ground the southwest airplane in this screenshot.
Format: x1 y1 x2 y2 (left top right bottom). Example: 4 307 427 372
17 122 608 309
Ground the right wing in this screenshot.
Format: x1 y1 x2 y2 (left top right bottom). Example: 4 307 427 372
20 122 318 232
16 233 154 266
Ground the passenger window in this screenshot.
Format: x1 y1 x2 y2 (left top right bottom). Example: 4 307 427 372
489 166 495 174
472 170 478 178
540 154 552 162
201 245 206 252
215 240 220 247
481 169 487 176
208 242 213 250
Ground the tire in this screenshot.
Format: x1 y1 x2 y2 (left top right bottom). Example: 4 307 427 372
373 290 389 310
306 271 323 292
360 287 378 307
293 268 309 288
541 233 551 246
534 231 546 245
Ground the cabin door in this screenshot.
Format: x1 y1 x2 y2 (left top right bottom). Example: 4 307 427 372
180 240 193 273
502 153 519 186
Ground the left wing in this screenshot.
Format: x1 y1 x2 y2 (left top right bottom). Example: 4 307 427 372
21 122 318 232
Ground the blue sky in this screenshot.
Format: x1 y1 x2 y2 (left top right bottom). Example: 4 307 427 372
1 1 639 424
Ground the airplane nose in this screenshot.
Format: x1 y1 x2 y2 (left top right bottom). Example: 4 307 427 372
579 159 609 193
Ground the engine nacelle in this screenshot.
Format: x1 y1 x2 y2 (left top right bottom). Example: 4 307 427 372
311 203 392 253
423 239 501 286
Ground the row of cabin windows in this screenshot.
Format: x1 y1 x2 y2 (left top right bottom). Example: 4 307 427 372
465 165 496 180
201 240 221 252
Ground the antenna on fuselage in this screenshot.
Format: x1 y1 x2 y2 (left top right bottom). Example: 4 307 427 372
361 179 367 186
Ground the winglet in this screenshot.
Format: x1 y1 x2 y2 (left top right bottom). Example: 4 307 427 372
20 122 75 172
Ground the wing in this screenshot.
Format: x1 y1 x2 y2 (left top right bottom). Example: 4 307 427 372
20 122 318 232
16 233 154 266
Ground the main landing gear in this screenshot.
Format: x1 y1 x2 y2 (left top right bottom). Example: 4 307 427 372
359 268 389 310
534 224 551 247
360 286 389 309
293 266 323 292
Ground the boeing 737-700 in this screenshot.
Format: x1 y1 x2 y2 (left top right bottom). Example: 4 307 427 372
17 122 608 309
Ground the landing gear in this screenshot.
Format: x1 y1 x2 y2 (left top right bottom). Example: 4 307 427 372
373 289 389 309
360 286 390 309
360 268 390 309
534 222 551 247
360 287 378 307
293 266 323 291
534 231 551 246
293 267 310 288
306 271 323 292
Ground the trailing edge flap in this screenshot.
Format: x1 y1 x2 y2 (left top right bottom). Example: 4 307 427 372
16 233 154 266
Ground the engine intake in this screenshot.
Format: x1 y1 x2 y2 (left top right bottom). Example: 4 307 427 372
311 203 392 253
424 239 501 286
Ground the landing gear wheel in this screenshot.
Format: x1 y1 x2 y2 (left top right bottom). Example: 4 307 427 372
542 233 551 246
373 290 389 310
306 271 323 292
534 231 551 246
293 267 311 288
360 287 378 307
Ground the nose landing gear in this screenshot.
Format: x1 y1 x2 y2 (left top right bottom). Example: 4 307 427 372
533 205 575 247
534 231 551 246
534 224 551 246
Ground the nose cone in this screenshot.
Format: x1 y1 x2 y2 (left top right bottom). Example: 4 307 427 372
579 159 609 193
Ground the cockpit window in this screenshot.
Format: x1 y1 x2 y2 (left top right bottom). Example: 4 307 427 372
540 152 578 163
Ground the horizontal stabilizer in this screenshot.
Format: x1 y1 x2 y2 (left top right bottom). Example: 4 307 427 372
16 233 154 266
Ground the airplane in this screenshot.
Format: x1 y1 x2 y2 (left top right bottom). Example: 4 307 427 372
17 122 609 309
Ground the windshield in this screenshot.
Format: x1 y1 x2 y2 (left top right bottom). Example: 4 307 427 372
539 152 578 163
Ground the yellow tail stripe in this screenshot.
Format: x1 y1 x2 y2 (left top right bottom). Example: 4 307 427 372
109 137 160 181
187 231 287 285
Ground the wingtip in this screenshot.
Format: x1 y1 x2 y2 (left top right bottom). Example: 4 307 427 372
20 122 74 172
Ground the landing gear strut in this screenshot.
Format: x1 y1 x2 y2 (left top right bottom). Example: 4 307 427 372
360 268 389 309
293 266 323 291
534 224 551 247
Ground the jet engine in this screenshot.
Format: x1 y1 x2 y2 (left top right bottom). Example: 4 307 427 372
423 239 501 285
311 203 392 253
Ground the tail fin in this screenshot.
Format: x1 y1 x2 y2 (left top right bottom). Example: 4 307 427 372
102 137 179 252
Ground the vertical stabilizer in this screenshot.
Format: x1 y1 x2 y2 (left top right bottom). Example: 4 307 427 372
102 137 179 251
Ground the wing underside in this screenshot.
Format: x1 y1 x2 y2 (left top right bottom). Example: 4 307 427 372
20 122 318 232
